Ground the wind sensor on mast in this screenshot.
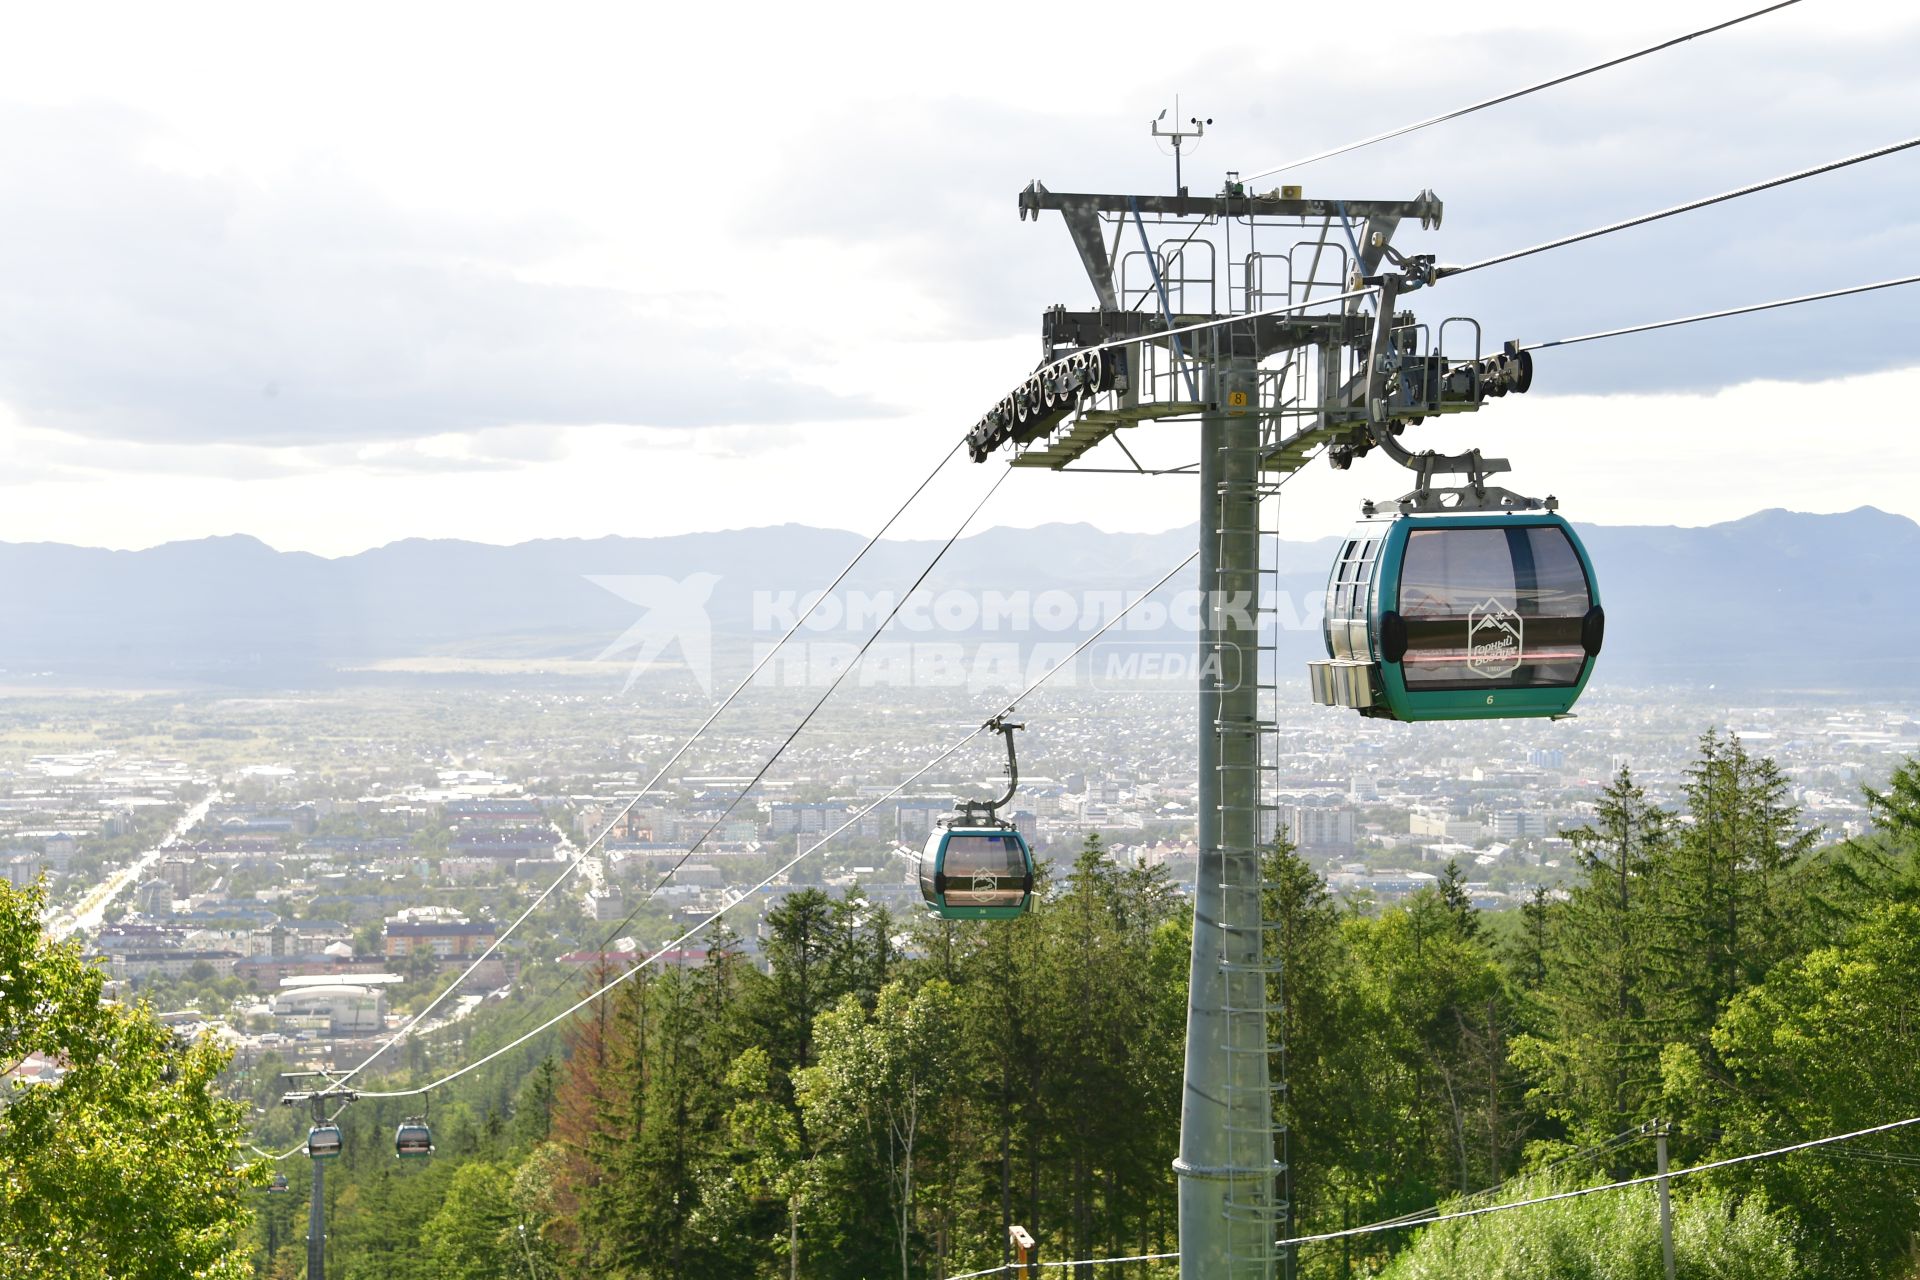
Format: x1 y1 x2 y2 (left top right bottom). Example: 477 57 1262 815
1150 98 1210 196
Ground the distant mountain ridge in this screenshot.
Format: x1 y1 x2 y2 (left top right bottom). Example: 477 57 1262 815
1 507 1914 691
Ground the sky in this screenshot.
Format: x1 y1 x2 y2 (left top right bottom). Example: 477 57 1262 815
0 0 1914 555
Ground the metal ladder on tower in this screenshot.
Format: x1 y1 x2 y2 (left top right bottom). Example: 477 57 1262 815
1209 368 1293 1280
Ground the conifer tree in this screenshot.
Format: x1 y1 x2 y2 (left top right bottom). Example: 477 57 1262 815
1511 766 1671 1144
1437 858 1481 941
1260 840 1354 1260
1657 732 1817 1051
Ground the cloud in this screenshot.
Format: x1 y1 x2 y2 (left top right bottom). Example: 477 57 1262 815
0 103 887 447
740 17 1920 395
4 417 580 482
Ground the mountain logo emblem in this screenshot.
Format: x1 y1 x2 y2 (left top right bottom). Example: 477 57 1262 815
587 573 720 696
1466 599 1523 679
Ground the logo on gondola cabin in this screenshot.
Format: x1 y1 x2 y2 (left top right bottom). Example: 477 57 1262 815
970 870 999 895
1466 599 1523 679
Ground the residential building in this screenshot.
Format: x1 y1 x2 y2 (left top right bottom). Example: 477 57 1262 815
383 917 500 959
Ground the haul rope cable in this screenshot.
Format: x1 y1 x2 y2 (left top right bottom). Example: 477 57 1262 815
336 205 1920 1091
445 308 1373 1045
413 294 1399 1057
250 1143 304 1162
300 128 1916 1100
1040 268 1920 480
1520 273 1920 350
358 440 1332 1096
1243 0 1804 180
479 463 1016 1051
356 544 1204 1099
321 437 968 1089
611 465 1010 930
249 1102 350 1163
1439 133 1920 278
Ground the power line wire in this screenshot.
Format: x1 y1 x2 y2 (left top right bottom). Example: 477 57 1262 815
1520 273 1920 350
947 1249 1180 1279
1274 1110 1920 1247
1439 133 1920 279
1367 1124 1652 1229
323 438 966 1090
1242 0 1805 181
356 546 1202 1100
945 1111 1920 1276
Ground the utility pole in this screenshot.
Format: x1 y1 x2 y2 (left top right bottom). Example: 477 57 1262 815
1008 1224 1037 1279
518 1222 543 1279
1656 1121 1676 1280
969 130 1525 1277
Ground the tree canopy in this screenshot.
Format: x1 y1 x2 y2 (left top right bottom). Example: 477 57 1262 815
0 878 260 1280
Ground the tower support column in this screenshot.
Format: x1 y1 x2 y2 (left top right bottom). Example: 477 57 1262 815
1178 355 1273 1279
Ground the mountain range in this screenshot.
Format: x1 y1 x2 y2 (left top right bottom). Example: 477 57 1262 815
0 507 1911 692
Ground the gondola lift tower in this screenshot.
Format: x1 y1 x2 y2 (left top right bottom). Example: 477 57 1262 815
965 107 1580 1279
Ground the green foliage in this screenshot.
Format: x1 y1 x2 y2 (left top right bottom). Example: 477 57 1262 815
423 1160 516 1278
1512 767 1673 1145
1663 902 1920 1280
1336 886 1520 1222
799 980 960 1280
1659 732 1818 1048
1371 1175 1806 1280
0 878 260 1280
242 737 1920 1280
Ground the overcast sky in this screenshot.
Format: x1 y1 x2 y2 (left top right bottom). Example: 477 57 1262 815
0 0 1914 555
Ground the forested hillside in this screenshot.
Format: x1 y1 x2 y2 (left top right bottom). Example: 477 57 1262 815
239 731 1920 1279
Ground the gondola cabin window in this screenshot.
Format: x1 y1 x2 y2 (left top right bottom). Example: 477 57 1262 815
938 832 1028 908
1396 525 1592 690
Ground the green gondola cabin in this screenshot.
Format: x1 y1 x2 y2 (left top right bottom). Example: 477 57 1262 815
918 825 1034 920
1309 511 1603 721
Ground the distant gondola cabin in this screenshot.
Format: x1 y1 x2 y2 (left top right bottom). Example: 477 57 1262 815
306 1124 343 1161
395 1121 433 1159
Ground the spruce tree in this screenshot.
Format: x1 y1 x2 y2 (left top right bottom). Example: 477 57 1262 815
1260 840 1354 1260
1511 766 1671 1144
1657 731 1818 1051
1437 858 1481 941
